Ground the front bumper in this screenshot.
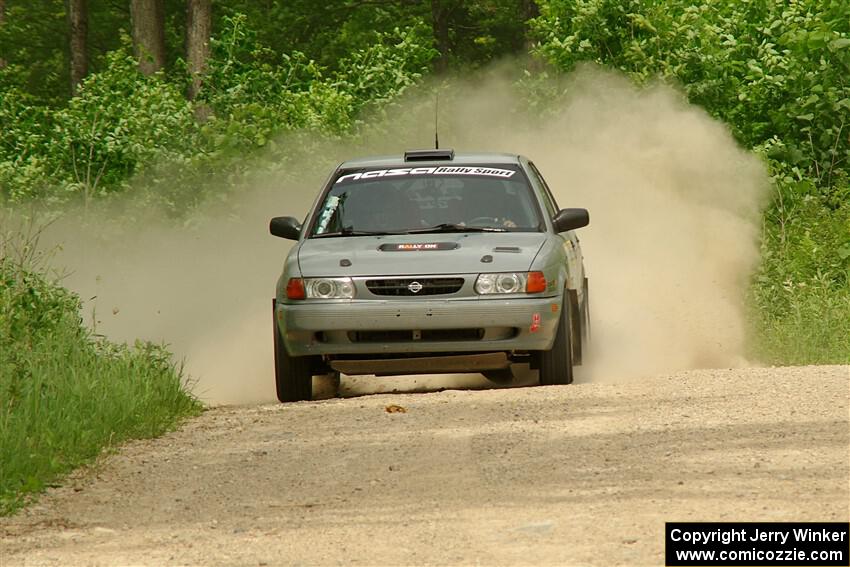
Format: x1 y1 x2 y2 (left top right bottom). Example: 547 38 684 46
276 296 562 357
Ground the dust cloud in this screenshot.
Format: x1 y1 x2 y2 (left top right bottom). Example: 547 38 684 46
44 64 768 404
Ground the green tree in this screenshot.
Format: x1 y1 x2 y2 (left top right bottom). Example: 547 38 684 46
531 0 850 194
0 0 67 101
185 0 210 100
0 0 7 68
66 0 87 95
130 0 165 75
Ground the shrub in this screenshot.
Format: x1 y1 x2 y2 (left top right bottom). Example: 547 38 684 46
533 0 850 363
0 14 436 214
0 225 201 515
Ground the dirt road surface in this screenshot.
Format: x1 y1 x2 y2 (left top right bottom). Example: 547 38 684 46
1 365 848 566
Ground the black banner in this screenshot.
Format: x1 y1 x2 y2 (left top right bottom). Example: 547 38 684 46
378 242 459 251
666 522 849 566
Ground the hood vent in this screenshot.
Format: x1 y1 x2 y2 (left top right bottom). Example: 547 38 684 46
404 149 455 162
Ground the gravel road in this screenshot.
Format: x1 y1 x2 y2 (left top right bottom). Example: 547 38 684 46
1 365 848 566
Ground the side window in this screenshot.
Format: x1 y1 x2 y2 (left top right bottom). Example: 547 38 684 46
528 161 559 217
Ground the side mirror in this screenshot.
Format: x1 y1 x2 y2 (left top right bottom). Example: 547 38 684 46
552 208 589 233
270 216 302 240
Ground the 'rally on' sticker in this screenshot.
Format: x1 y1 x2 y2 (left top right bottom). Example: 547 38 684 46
378 242 459 252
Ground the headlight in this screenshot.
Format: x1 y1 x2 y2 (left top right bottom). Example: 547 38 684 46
286 277 355 299
306 277 355 299
475 272 527 294
475 271 547 294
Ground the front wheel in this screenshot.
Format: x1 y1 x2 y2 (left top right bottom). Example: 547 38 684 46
273 299 312 402
536 291 574 385
568 288 583 366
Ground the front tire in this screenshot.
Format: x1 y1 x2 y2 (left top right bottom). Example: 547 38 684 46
568 288 583 366
537 291 574 386
273 299 312 403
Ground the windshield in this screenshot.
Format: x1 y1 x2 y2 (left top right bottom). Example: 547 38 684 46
309 164 543 237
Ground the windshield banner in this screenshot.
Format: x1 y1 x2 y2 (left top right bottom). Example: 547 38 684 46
336 166 516 184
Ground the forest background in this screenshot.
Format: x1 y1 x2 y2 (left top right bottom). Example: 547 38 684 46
1 0 848 513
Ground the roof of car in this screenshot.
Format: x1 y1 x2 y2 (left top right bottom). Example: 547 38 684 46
338 151 523 169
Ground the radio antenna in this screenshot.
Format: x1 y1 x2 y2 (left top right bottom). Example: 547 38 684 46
434 92 440 149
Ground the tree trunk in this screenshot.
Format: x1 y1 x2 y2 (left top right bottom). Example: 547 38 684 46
130 0 165 75
0 0 6 69
67 0 88 96
522 0 540 55
430 0 450 74
185 0 211 100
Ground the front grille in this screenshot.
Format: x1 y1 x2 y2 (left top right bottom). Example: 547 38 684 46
365 277 464 296
348 329 484 343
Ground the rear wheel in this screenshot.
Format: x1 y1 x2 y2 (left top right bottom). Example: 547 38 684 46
273 299 312 402
582 276 591 343
537 291 574 385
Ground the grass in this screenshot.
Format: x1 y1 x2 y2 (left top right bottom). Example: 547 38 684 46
751 280 850 366
0 221 202 515
749 189 850 366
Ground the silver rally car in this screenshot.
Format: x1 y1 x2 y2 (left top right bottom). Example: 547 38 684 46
270 149 590 402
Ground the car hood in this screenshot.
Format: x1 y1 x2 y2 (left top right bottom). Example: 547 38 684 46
296 233 547 277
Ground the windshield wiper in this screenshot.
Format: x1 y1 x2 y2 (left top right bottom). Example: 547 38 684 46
406 223 507 234
313 227 404 238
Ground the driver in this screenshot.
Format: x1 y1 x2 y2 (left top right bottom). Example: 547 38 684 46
458 182 517 228
361 185 422 231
